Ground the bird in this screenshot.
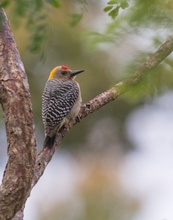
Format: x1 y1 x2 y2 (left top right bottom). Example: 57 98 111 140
42 65 84 149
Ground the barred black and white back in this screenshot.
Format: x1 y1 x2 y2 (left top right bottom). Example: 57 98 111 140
42 79 81 137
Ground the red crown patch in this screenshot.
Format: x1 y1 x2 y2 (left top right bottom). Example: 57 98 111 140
61 65 69 70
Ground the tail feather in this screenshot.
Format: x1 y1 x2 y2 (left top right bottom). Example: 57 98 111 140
43 135 56 149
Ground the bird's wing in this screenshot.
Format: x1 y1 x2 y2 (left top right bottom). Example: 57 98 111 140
42 79 79 127
42 79 62 125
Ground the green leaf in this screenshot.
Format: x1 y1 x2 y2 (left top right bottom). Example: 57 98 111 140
107 0 118 4
0 0 10 7
104 6 113 12
70 13 83 26
120 0 129 9
108 6 120 19
46 0 61 8
34 0 44 10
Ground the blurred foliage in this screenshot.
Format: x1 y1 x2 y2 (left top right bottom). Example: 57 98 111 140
2 0 87 51
46 0 61 8
104 0 129 19
4 0 48 52
89 0 173 47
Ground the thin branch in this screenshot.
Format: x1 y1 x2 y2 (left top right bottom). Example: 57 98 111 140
0 8 36 220
80 35 173 117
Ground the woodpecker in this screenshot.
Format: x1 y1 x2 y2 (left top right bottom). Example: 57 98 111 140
42 65 84 148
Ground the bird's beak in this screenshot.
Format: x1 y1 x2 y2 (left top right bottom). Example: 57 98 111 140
70 69 85 77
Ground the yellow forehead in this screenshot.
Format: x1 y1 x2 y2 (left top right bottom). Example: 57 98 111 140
48 67 58 80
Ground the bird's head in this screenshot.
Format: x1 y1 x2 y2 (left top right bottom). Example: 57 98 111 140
48 65 85 80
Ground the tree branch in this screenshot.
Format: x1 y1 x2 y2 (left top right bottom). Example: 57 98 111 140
80 35 173 116
0 8 36 220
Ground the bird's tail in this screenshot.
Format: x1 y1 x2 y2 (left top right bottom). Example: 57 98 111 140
43 135 56 149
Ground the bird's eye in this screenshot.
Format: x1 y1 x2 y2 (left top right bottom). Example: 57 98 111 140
61 71 67 75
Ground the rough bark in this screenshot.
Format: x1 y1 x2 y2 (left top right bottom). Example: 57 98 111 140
0 8 36 220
